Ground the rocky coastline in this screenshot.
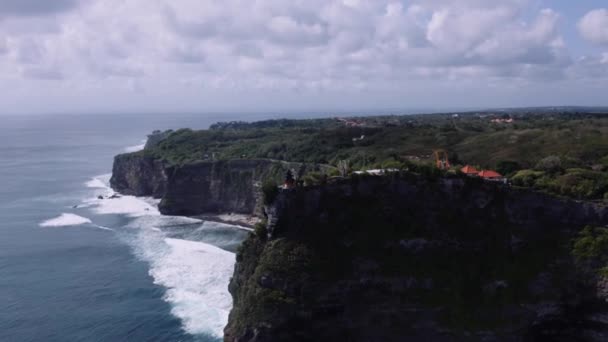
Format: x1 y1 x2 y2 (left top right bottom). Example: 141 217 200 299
110 146 608 341
225 174 608 341
110 151 326 217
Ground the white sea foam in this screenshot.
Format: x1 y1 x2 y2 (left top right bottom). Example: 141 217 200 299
83 174 160 217
85 177 108 189
85 174 112 189
202 220 253 232
124 140 147 153
93 224 115 231
126 220 236 338
83 172 238 337
40 213 92 227
160 238 235 337
91 196 160 217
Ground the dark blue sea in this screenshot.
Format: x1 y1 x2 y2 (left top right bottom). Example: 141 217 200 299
0 113 279 342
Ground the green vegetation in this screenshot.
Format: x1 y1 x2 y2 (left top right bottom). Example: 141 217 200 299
572 226 608 263
261 180 280 205
512 163 608 199
254 221 268 239
229 236 314 334
140 111 608 200
572 226 608 278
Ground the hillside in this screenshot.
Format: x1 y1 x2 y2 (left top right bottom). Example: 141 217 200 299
137 111 608 200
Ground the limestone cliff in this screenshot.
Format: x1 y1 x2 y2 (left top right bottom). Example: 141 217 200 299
225 174 608 341
110 152 167 198
158 159 319 216
110 151 326 216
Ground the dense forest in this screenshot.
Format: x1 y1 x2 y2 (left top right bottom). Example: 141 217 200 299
141 111 608 201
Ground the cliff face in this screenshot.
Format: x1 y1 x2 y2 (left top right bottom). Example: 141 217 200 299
110 152 324 216
225 175 608 341
110 152 167 198
158 159 312 216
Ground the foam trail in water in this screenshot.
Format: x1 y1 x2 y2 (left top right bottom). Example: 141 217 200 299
85 172 240 337
86 174 112 189
40 213 92 227
126 220 236 338
85 177 108 189
83 174 160 217
162 238 235 337
124 140 147 153
93 224 115 231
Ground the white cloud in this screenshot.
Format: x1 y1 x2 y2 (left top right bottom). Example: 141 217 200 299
0 0 605 113
578 9 608 46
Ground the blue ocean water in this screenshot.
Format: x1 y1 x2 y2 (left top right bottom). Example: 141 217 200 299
0 113 270 342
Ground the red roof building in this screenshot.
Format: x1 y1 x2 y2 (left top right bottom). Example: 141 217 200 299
461 165 479 175
478 170 504 180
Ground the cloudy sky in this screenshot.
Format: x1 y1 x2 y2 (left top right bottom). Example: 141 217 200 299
1 0 608 114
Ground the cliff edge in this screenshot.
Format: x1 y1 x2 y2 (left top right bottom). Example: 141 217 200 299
110 151 327 216
225 174 608 341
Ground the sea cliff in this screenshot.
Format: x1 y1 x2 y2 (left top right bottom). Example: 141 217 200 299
109 131 608 341
225 174 608 341
110 151 326 216
110 152 168 198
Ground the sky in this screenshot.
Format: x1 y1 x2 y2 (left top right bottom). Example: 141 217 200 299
1 0 608 114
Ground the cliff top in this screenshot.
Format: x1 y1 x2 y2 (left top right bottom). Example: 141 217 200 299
123 111 608 201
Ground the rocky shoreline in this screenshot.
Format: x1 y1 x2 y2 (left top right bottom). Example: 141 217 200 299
110 146 608 341
193 213 259 229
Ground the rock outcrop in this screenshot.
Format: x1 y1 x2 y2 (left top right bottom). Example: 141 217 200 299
110 152 167 198
158 159 314 216
110 151 327 216
225 174 608 341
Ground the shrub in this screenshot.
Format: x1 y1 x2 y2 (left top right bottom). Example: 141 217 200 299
303 172 326 186
254 222 268 239
535 156 563 174
262 180 279 205
327 168 341 177
572 226 608 267
496 161 521 176
511 170 545 187
381 159 404 170
599 156 608 168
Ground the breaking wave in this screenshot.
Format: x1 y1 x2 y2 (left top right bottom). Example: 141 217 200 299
124 140 147 153
82 173 242 338
40 213 92 227
83 174 160 217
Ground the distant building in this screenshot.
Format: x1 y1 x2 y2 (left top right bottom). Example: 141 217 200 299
354 169 399 176
478 170 506 182
461 165 479 176
490 118 514 124
461 166 507 183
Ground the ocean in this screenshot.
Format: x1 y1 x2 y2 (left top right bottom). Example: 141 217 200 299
0 113 274 342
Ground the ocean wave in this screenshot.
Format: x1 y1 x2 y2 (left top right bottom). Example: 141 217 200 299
93 224 115 231
124 140 147 153
82 173 241 337
83 175 160 217
85 173 112 189
125 220 236 338
85 178 109 189
90 196 160 217
40 213 92 227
